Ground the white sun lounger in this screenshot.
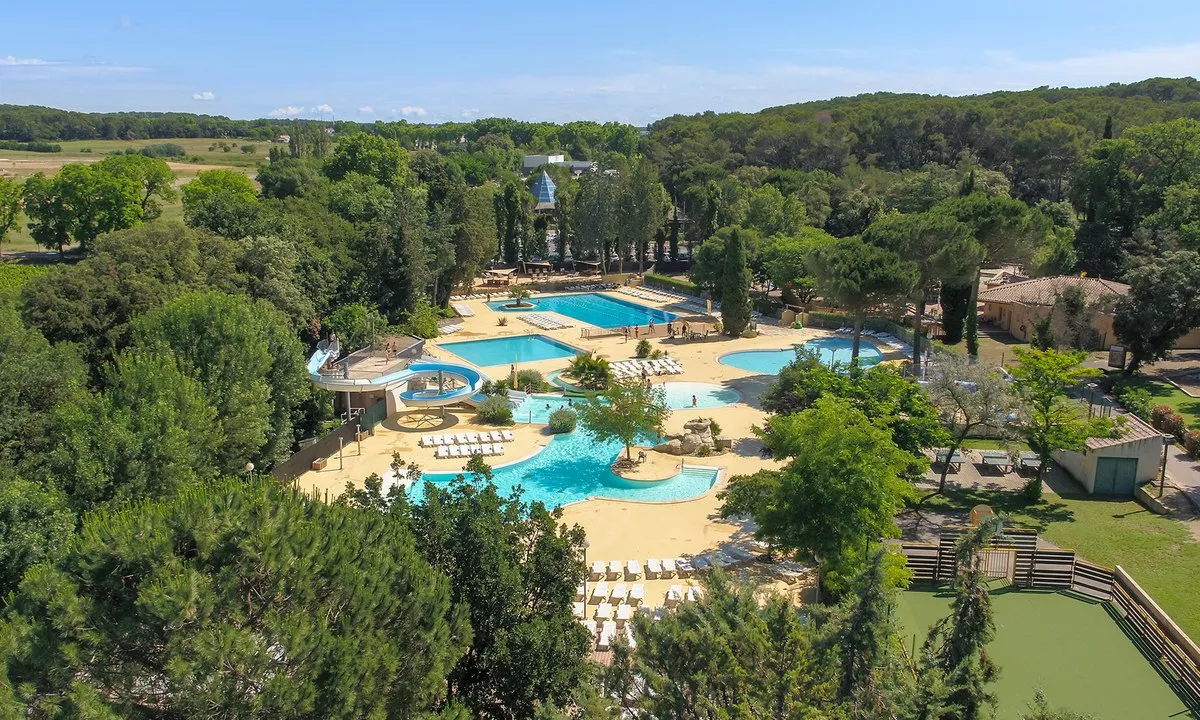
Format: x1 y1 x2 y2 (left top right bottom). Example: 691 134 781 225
611 583 628 601
598 620 617 650
608 560 623 578
471 444 485 455
675 558 692 576
465 432 479 443
435 447 447 459
420 435 433 447
433 435 447 446
595 602 613 620
489 431 504 443
624 624 637 649
626 559 642 578
575 583 585 600
661 558 676 577
666 585 683 605
572 601 585 618
592 581 609 600
493 443 505 455
616 603 632 624
630 584 645 603
448 446 461 458
646 558 662 577
501 430 514 441
686 586 701 603
590 562 606 579
456 434 470 445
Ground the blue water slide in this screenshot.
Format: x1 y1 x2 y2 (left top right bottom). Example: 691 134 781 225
307 344 489 407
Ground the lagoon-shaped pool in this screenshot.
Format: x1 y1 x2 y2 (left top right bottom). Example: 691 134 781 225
397 430 720 508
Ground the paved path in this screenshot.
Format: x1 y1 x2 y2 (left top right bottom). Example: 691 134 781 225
1166 445 1200 511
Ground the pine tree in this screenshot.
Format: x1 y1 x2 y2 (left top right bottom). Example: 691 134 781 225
720 228 752 336
1103 115 1114 139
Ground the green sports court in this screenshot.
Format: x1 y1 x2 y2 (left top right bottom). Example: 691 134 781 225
897 587 1197 720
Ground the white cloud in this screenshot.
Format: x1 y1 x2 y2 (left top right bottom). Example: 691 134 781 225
313 103 334 114
460 108 479 118
358 105 374 114
2 55 48 65
191 91 215 101
269 105 305 118
400 105 427 117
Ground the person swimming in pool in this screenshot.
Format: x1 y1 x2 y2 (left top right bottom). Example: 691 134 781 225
691 394 697 407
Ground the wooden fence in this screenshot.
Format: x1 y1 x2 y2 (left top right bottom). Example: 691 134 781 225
901 527 1200 709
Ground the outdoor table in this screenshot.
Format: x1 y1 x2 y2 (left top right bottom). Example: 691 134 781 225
1017 452 1043 474
935 449 967 472
978 450 1013 473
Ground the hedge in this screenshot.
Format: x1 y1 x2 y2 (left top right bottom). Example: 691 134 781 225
0 140 61 153
644 273 699 296
1150 404 1187 442
1185 430 1200 460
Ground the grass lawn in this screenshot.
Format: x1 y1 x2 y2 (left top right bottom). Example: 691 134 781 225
960 438 1031 451
1116 373 1200 430
897 588 1195 719
923 485 1200 641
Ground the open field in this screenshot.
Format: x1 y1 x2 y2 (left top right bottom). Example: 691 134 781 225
0 140 258 255
898 587 1195 719
924 484 1200 640
0 137 269 178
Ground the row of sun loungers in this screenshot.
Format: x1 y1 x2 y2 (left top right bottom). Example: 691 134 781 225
619 287 675 304
564 283 619 291
608 358 683 379
833 327 912 352
581 619 636 650
420 430 514 447
451 303 475 317
435 444 505 458
449 293 492 301
439 324 463 335
580 582 648 606
674 301 719 317
520 313 573 330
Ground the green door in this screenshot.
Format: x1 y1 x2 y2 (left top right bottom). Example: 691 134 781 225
1095 457 1138 496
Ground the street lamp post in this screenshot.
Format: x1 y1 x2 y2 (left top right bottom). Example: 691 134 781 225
1161 434 1174 497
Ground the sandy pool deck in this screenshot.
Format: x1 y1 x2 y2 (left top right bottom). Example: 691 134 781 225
297 289 906 593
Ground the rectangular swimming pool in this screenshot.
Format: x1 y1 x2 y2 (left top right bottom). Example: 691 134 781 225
487 292 677 329
440 334 583 367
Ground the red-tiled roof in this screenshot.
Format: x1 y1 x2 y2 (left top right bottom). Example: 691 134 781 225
978 276 1130 307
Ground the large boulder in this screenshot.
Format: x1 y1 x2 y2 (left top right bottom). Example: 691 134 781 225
654 439 684 455
679 433 702 454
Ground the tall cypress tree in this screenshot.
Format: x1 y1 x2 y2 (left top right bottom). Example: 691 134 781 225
720 228 752 336
1103 115 1114 139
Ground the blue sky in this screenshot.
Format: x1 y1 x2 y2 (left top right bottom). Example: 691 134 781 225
3 0 1200 124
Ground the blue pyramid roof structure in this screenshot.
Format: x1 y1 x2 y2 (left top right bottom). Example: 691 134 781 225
531 170 556 210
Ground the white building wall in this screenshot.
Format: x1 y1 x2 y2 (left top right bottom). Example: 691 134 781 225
1053 436 1164 494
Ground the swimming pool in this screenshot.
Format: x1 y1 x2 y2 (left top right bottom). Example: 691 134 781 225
512 394 578 424
487 293 677 329
440 334 583 367
660 382 741 409
396 431 721 507
720 336 883 375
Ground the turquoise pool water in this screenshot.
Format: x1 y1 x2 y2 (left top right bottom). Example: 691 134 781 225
487 293 677 329
720 337 883 375
512 394 578 424
440 334 582 367
660 382 741 409
400 431 720 507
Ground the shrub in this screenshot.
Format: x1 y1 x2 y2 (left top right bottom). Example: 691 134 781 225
635 339 652 358
481 379 510 396
1114 384 1152 419
566 354 611 389
1161 412 1187 441
497 316 508 326
1185 430 1200 459
138 142 186 158
79 147 92 153
548 408 577 434
1150 405 1174 428
476 395 513 425
240 144 257 154
696 445 712 457
516 369 544 392
644 273 699 296
708 418 722 436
